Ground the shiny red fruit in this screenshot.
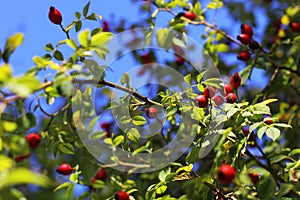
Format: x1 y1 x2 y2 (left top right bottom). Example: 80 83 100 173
141 53 152 64
56 163 73 175
196 95 208 108
203 86 216 98
212 95 224 106
241 24 253 36
249 172 259 184
226 93 237 103
15 153 31 162
100 122 112 132
230 72 241 89
114 191 130 200
26 133 41 148
176 56 185 65
217 164 236 184
289 22 300 32
237 51 250 61
95 169 107 181
237 34 251 44
264 116 273 125
184 11 196 21
146 107 158 119
223 83 233 95
48 6 62 25
102 20 110 32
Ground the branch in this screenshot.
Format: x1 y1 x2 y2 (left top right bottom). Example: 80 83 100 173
59 24 70 39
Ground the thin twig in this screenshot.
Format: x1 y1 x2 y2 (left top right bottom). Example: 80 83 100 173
59 24 70 39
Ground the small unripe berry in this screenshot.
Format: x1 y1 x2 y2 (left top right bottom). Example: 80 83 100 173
196 95 208 108
26 133 41 148
230 72 241 89
240 24 253 37
226 93 237 104
203 86 216 98
95 169 107 181
249 40 259 50
237 51 250 61
183 11 196 21
146 107 158 119
237 34 251 44
249 172 259 184
223 83 233 95
48 6 62 25
114 191 130 200
217 164 236 184
289 22 300 32
56 163 73 175
212 95 224 106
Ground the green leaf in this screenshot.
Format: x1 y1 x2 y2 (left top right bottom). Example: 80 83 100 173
257 126 267 139
0 168 50 189
156 184 167 194
158 168 171 182
215 44 229 52
289 148 300 156
166 106 177 117
240 65 252 85
273 123 292 128
2 33 24 63
69 173 78 183
258 176 276 200
75 21 82 32
257 99 278 106
59 143 75 154
45 43 54 52
113 135 124 146
82 1 91 17
88 116 99 131
266 127 281 141
207 1 223 9
0 155 14 171
66 22 75 32
121 72 130 85
227 107 239 119
59 80 73 97
186 147 200 164
53 50 64 61
78 29 90 48
2 121 17 132
54 182 72 192
66 39 77 50
278 183 294 198
90 32 113 47
92 180 105 189
86 13 97 21
156 28 174 50
132 116 147 126
127 128 140 143
184 74 191 86
253 104 270 115
0 64 12 82
6 75 41 97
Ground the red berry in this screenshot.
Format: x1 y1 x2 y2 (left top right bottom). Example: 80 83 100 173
48 6 62 25
141 53 152 64
95 169 107 181
183 11 196 21
242 127 255 144
223 83 233 95
289 22 300 32
264 116 273 125
226 93 237 104
237 51 250 61
240 24 253 37
15 153 31 162
249 172 259 184
102 20 110 32
212 95 224 106
91 177 97 184
237 34 251 44
56 163 73 175
26 133 41 148
196 95 208 108
176 56 185 65
114 191 130 200
100 122 112 132
217 164 236 184
203 86 216 98
146 107 158 119
249 40 259 50
242 127 249 137
230 72 241 89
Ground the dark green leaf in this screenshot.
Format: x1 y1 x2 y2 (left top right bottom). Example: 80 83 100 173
45 43 54 52
59 143 74 154
2 33 24 63
53 50 64 61
132 116 147 126
75 21 82 32
82 1 91 17
127 128 140 143
186 147 200 164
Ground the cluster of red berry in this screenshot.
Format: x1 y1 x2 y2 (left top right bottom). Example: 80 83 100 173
196 72 241 108
236 24 260 61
